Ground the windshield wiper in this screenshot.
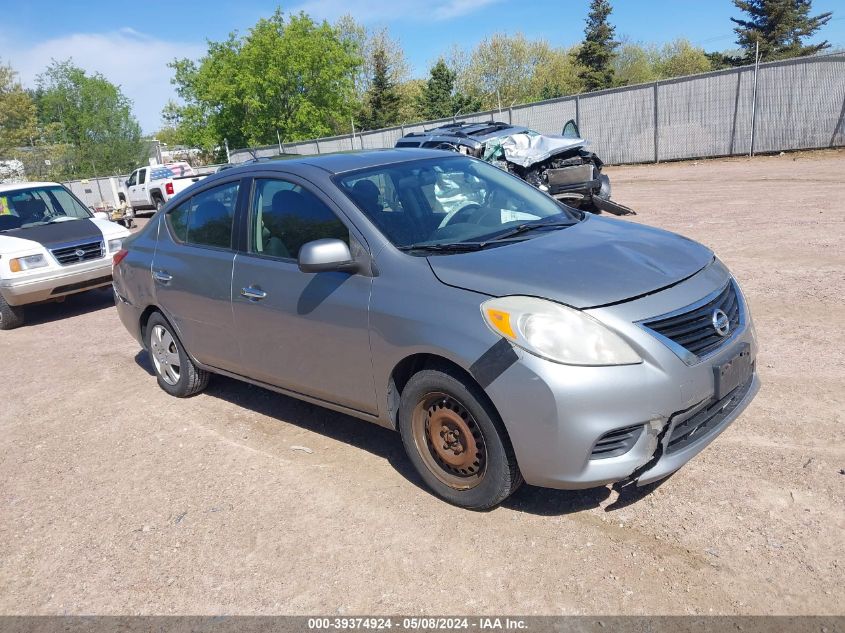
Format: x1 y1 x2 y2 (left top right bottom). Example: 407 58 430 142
482 218 574 243
397 242 487 253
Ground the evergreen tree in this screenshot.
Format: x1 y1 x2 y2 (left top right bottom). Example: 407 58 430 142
419 59 481 120
576 0 618 91
731 0 833 62
421 59 455 120
361 48 401 129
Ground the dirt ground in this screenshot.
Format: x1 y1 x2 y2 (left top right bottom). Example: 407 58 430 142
1 150 843 616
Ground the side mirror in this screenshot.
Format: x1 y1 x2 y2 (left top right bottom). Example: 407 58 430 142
125 180 130 188
298 239 358 274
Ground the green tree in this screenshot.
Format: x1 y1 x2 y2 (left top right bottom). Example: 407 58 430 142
531 47 584 99
34 60 145 177
576 0 619 91
168 10 360 154
361 47 401 129
613 42 659 86
397 79 426 123
656 39 712 77
420 59 456 120
0 60 37 157
457 33 551 110
731 0 833 62
419 58 481 120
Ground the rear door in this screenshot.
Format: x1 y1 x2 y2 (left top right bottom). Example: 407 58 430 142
230 174 377 414
130 168 149 207
151 178 246 372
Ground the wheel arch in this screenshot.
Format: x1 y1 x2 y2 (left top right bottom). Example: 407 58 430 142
387 352 500 431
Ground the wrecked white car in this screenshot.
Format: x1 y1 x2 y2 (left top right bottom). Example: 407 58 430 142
395 120 635 216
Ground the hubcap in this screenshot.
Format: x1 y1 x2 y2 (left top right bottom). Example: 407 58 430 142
150 324 181 385
411 392 487 490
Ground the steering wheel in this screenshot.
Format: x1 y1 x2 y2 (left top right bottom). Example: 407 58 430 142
442 203 489 226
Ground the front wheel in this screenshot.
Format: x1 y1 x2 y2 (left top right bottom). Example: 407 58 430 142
0 293 24 330
146 312 209 397
398 368 522 509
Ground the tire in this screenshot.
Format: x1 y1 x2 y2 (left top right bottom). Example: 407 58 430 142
146 312 209 397
153 195 164 212
398 367 522 509
597 173 612 201
0 293 25 330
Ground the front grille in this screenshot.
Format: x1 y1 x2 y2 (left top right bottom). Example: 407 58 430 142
51 241 104 266
590 424 643 459
666 370 755 454
642 281 741 360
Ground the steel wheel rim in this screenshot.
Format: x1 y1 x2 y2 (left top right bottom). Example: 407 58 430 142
150 324 181 385
411 392 487 490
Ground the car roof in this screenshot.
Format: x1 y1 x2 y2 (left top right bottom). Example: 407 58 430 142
0 181 61 194
218 148 450 177
400 121 531 143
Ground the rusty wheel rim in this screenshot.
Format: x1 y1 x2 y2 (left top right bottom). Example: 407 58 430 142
411 392 487 490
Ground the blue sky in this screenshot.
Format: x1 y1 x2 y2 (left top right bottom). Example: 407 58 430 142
1 0 842 133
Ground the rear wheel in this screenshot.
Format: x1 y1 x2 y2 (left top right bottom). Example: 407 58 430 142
153 195 164 212
0 294 24 330
146 312 209 397
398 368 522 509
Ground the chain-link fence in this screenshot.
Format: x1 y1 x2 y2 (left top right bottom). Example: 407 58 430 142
231 53 845 166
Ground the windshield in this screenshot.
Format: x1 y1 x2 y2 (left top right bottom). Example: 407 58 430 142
337 156 580 251
0 185 92 232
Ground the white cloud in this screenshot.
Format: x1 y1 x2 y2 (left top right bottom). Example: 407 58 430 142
3 28 205 134
293 0 502 23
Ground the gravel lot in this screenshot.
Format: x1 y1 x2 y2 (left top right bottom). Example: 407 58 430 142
1 150 843 615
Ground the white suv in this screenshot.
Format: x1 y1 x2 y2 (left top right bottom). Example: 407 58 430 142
0 181 130 329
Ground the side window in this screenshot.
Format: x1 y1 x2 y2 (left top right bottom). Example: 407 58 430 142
165 180 238 249
127 171 137 187
138 169 146 185
251 178 348 260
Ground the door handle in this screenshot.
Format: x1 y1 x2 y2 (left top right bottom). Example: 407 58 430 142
152 269 172 283
241 286 267 301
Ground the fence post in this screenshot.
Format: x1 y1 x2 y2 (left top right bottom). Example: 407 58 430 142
315 140 321 154
508 107 513 125
750 40 760 157
653 81 660 163
575 95 580 131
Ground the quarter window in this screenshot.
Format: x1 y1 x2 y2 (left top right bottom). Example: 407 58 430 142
250 178 348 259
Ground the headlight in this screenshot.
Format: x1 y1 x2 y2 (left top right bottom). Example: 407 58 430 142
481 296 642 366
108 238 123 253
9 254 49 273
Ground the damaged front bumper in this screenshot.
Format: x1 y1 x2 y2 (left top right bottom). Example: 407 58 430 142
483 267 759 490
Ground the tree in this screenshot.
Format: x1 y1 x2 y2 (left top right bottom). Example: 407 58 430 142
168 10 360 154
419 59 481 120
457 33 552 110
731 0 833 62
576 0 619 91
361 48 401 129
531 47 583 99
0 60 37 157
613 42 658 86
34 60 145 178
656 39 712 78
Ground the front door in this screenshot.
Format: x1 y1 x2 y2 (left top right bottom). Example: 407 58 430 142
231 176 377 415
151 178 244 372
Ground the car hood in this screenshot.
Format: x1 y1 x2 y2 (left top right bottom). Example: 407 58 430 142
426 215 714 308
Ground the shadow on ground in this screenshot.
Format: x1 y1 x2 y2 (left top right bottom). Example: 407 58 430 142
23 288 115 327
134 350 664 516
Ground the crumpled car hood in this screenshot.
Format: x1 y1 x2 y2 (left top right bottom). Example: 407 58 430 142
427 216 714 308
498 132 586 168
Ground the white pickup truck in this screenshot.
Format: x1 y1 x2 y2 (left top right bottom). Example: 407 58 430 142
122 162 205 212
